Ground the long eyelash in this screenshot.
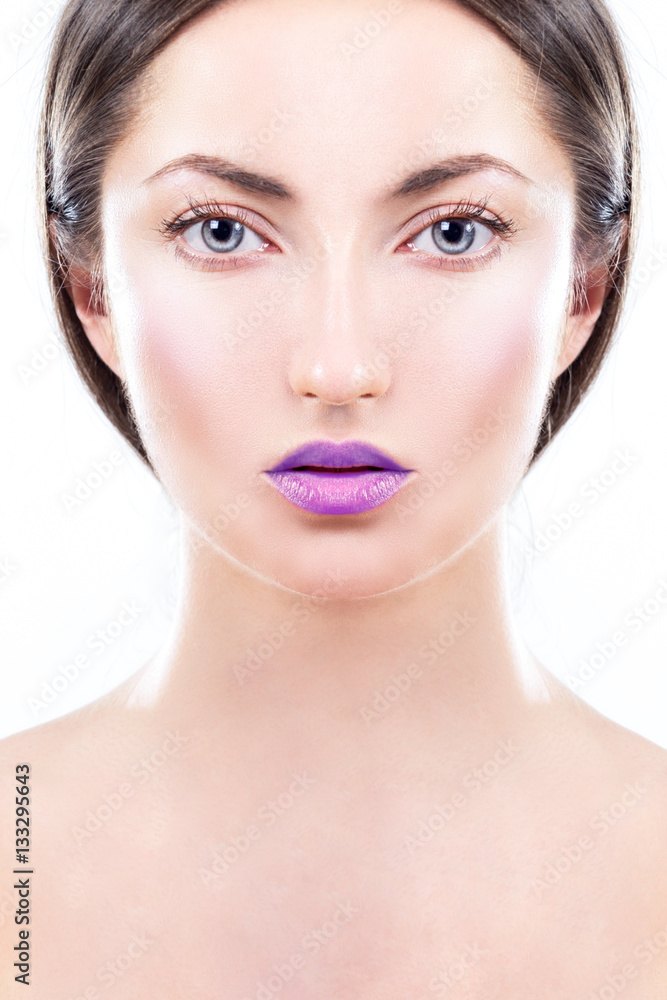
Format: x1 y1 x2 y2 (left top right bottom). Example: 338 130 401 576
157 196 516 275
158 197 517 240
157 198 255 237
421 197 518 237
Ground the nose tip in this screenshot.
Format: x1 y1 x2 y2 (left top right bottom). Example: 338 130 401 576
295 358 391 405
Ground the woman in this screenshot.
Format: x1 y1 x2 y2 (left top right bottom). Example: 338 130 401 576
1 0 666 996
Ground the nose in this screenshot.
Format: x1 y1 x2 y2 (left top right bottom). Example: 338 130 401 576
287 243 393 405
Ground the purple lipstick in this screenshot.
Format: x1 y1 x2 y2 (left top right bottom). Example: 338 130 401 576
264 440 414 515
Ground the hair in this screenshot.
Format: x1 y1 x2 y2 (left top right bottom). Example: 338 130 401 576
38 0 639 474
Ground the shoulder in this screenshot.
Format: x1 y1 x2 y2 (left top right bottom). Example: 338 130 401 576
520 676 667 881
0 704 106 854
552 691 667 912
0 686 152 851
0 676 191 858
0 705 110 996
515 690 667 986
0 694 120 777
0 666 159 778
555 687 667 835
536 670 667 795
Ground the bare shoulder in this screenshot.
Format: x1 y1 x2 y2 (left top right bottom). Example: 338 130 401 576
516 687 667 991
0 712 81 841
0 680 159 854
0 689 126 777
562 687 667 827
0 683 172 965
0 697 117 848
0 712 94 980
526 676 667 894
578 694 667 802
540 668 667 793
0 690 140 997
0 663 165 769
560 691 667 915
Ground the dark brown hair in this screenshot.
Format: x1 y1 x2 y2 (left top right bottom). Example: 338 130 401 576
39 0 638 473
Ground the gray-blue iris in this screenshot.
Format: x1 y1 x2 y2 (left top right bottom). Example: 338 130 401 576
432 219 476 254
202 218 245 252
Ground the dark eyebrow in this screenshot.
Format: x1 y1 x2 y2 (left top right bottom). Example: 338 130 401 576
384 154 533 201
143 151 532 203
143 153 296 200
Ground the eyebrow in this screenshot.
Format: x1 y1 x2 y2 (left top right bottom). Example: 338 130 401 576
143 152 532 202
384 154 533 201
143 154 295 199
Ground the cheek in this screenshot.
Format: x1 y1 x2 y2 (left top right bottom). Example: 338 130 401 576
410 249 571 492
452 293 550 434
109 256 273 487
385 262 569 561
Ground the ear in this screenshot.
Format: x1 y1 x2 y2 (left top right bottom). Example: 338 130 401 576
554 263 611 379
66 263 125 380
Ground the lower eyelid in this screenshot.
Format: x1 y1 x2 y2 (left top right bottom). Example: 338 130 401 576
172 240 272 270
400 241 504 270
173 246 502 271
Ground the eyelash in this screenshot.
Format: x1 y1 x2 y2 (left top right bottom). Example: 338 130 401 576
403 198 517 272
157 196 517 273
157 199 267 272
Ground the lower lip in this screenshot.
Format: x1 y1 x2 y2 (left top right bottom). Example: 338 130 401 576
264 469 414 515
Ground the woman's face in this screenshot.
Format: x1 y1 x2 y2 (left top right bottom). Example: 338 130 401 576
88 0 596 598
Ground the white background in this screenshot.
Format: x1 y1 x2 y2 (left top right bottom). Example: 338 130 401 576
0 0 665 743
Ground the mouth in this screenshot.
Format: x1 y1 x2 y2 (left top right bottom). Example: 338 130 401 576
292 465 382 473
263 440 414 515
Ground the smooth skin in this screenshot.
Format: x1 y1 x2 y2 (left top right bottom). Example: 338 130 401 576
2 0 667 997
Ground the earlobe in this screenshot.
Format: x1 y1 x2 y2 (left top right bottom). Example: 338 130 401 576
66 265 124 380
555 265 610 379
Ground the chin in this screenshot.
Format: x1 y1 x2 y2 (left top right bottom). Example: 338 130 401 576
218 518 465 602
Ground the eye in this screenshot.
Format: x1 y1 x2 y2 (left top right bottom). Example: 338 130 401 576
182 217 268 255
408 217 495 256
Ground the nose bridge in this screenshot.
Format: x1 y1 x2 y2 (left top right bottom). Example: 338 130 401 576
288 228 391 404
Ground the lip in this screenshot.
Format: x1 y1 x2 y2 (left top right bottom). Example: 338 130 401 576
263 439 414 515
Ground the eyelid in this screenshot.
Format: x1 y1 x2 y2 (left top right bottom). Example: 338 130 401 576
159 199 284 251
157 200 285 272
396 200 517 249
158 197 517 271
391 201 517 273
401 241 505 273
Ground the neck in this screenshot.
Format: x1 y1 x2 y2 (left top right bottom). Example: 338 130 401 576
126 509 555 774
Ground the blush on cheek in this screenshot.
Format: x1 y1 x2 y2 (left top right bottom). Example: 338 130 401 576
430 303 554 474
474 260 568 430
117 268 249 462
405 303 555 561
480 314 549 423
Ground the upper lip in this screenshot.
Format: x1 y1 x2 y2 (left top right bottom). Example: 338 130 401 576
266 440 412 473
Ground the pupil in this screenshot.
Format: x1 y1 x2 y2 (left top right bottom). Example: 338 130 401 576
203 218 244 252
433 219 475 254
441 220 465 243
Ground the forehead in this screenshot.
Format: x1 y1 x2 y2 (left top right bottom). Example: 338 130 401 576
108 0 571 199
